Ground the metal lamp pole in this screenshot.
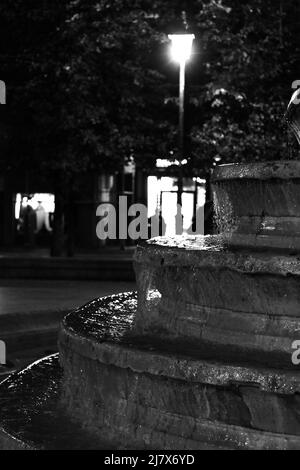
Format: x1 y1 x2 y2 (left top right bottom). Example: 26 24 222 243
168 34 195 207
178 58 185 206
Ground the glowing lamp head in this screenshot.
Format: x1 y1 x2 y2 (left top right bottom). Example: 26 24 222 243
168 34 195 63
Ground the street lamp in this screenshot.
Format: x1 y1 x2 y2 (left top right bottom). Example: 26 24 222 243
168 34 195 205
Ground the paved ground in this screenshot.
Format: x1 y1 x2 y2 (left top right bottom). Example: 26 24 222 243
0 246 135 259
0 280 136 315
0 280 136 376
0 248 135 281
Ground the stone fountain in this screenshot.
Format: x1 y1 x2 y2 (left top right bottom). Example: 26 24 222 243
0 96 300 450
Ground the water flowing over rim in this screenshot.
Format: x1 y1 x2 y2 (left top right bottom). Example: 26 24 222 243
134 236 300 275
212 160 300 181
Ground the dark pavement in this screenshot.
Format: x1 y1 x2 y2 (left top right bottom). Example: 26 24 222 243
0 279 135 315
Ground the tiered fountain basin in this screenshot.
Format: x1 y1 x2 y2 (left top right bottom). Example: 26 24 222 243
1 161 300 450
212 161 300 249
58 290 300 450
133 236 300 365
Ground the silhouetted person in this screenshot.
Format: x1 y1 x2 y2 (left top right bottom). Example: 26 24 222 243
35 201 51 233
148 208 166 238
24 198 36 247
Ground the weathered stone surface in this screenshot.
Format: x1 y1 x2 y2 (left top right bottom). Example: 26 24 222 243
134 236 300 275
60 293 300 391
212 161 300 181
133 239 300 363
211 161 300 249
60 344 300 449
57 294 300 449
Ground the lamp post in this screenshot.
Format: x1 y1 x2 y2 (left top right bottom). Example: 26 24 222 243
168 34 195 206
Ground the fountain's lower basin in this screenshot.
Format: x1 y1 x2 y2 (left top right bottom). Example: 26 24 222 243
1 292 300 449
60 293 300 449
0 355 114 450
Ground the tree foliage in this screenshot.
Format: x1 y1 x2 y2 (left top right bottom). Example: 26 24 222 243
185 0 300 171
0 0 299 180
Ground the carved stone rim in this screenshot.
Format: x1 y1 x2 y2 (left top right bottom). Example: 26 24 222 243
212 160 300 182
135 236 300 275
59 293 300 394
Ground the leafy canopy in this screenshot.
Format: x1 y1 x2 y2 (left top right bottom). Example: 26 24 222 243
0 0 299 179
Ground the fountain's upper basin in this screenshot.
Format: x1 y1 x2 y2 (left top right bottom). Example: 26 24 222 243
212 161 300 250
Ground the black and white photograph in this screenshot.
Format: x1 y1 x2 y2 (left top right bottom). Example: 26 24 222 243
0 0 299 455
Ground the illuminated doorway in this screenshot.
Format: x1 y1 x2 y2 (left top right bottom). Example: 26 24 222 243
15 193 55 247
147 176 205 237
